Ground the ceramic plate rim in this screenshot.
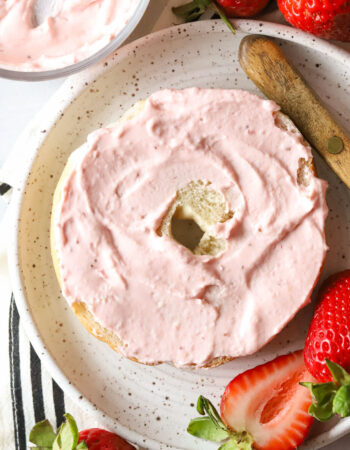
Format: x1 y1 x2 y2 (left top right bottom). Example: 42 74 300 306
7 19 350 449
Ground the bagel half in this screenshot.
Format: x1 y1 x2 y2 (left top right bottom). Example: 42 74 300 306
51 90 325 368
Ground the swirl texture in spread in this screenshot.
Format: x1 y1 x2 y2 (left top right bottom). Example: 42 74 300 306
54 88 328 367
0 0 139 71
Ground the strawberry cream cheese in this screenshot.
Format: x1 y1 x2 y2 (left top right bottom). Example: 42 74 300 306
55 89 328 367
0 0 139 71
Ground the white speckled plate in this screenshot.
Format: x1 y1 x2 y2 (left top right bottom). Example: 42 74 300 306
8 20 350 449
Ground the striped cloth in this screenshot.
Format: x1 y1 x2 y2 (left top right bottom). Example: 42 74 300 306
1 209 111 448
9 297 66 448
0 196 68 448
6 290 116 449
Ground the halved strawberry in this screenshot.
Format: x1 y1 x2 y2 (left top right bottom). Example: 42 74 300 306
187 350 315 449
221 350 314 449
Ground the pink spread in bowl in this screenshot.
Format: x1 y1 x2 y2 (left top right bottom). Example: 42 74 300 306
54 88 328 367
0 0 148 78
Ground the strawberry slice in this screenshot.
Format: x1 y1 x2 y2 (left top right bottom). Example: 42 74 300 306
187 350 315 449
221 350 314 449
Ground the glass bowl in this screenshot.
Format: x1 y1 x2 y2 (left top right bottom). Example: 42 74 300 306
0 0 150 81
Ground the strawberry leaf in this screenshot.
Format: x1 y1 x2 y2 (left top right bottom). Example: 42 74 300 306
300 381 337 421
188 396 254 448
190 396 230 442
199 396 227 431
61 414 79 449
52 414 79 450
333 385 350 417
29 419 56 447
172 0 211 22
300 382 337 405
219 437 253 450
52 424 63 450
188 417 229 441
218 441 237 450
30 447 53 450
326 360 350 386
218 432 254 450
172 0 235 35
301 362 350 422
308 401 335 422
197 395 206 415
208 2 235 34
28 413 89 450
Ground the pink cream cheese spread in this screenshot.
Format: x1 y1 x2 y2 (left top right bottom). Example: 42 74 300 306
0 0 139 71
55 88 328 367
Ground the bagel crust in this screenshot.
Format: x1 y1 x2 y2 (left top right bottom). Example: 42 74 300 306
51 88 328 368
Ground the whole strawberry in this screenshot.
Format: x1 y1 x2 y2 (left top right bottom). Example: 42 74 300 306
278 0 350 42
216 0 270 17
29 413 134 450
304 270 350 382
78 428 134 450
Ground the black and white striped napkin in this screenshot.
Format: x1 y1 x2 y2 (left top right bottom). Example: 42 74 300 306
4 286 111 449
9 297 66 449
0 193 108 448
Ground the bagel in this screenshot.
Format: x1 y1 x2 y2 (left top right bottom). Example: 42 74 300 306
51 88 328 368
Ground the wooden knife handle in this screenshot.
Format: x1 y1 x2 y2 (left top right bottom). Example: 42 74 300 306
239 34 350 188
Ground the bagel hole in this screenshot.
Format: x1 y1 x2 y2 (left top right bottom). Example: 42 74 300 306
158 181 232 257
171 206 205 252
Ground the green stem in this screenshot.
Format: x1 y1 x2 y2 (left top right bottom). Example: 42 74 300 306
172 0 211 22
172 0 236 35
209 2 236 35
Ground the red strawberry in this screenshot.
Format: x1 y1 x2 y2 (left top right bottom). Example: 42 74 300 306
216 0 270 17
304 270 350 382
28 413 134 450
277 0 350 42
79 428 134 450
187 350 314 450
221 350 314 449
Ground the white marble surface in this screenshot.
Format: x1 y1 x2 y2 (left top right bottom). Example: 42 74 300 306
0 1 349 448
0 78 64 168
